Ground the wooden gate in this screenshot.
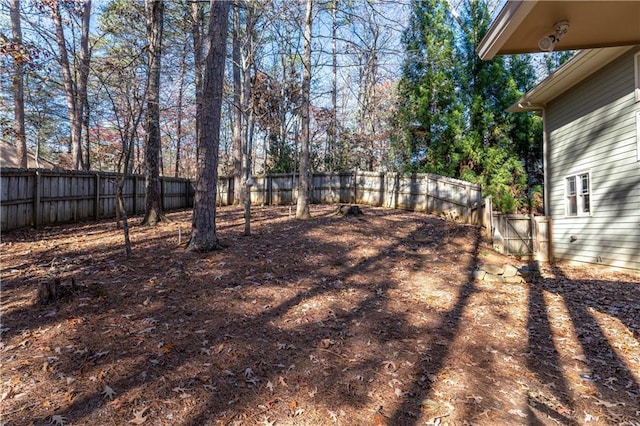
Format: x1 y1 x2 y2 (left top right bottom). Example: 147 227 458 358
492 213 534 256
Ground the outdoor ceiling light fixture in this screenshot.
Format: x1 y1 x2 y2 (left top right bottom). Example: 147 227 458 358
538 20 570 52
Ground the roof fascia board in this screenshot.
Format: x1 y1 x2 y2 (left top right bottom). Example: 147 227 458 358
477 0 538 60
508 46 634 112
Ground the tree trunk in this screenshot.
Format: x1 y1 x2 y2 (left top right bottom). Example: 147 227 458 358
115 179 132 258
77 0 91 170
240 3 255 234
10 0 27 169
296 0 313 220
330 0 337 172
175 40 187 178
83 95 91 169
232 4 243 204
186 0 230 252
50 0 91 170
191 1 204 158
141 0 167 225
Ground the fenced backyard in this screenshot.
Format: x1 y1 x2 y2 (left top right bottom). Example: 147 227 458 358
1 169 483 232
1 205 637 425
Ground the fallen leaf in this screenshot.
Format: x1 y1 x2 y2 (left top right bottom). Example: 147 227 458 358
583 411 598 423
572 354 588 363
260 416 275 426
266 380 274 392
101 385 116 400
593 398 623 408
128 407 148 424
49 414 67 426
420 399 439 411
372 411 388 426
161 342 175 354
382 360 396 371
508 409 527 418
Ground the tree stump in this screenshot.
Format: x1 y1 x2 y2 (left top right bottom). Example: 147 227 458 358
38 278 61 304
37 277 78 304
336 204 364 216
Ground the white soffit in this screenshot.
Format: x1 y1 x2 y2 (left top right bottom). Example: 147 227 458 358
509 46 635 112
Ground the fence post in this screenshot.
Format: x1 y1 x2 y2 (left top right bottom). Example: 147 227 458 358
94 173 100 220
465 184 472 224
33 170 41 228
160 177 165 210
132 176 138 214
425 175 430 214
394 173 399 209
352 170 357 204
483 196 493 241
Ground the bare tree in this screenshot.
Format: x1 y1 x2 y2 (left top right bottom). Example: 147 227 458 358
94 50 147 257
49 0 92 170
186 0 230 252
10 0 27 168
232 3 243 204
174 38 188 178
296 0 313 219
141 0 167 225
191 0 204 154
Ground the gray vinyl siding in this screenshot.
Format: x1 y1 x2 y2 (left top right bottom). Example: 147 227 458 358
546 48 640 270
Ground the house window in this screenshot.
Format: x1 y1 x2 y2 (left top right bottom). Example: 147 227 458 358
565 172 590 216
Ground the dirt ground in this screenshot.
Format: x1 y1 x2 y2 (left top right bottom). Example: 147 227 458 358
1 205 638 426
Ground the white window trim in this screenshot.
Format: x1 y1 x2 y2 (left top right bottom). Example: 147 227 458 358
564 171 592 217
635 52 640 102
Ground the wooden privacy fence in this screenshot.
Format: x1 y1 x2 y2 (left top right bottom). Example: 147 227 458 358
0 168 193 232
218 171 483 224
1 169 482 232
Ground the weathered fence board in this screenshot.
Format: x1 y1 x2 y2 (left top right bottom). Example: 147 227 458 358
492 213 535 256
2 168 482 231
0 168 194 231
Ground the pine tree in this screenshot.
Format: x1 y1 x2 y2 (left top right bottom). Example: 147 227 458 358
186 0 230 252
457 0 529 213
141 0 167 225
392 0 460 173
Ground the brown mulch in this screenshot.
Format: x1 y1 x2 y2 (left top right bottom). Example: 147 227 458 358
1 205 638 426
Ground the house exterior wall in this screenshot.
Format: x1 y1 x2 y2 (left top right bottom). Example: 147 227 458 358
545 47 640 270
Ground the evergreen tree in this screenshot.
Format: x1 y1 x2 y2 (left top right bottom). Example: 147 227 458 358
392 0 460 173
507 54 543 212
457 0 529 212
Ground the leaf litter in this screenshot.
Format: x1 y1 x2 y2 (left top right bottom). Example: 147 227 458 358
1 205 638 425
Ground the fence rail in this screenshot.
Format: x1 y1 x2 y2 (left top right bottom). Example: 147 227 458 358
1 168 483 232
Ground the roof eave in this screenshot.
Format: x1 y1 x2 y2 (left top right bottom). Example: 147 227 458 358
508 46 635 112
477 0 538 61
